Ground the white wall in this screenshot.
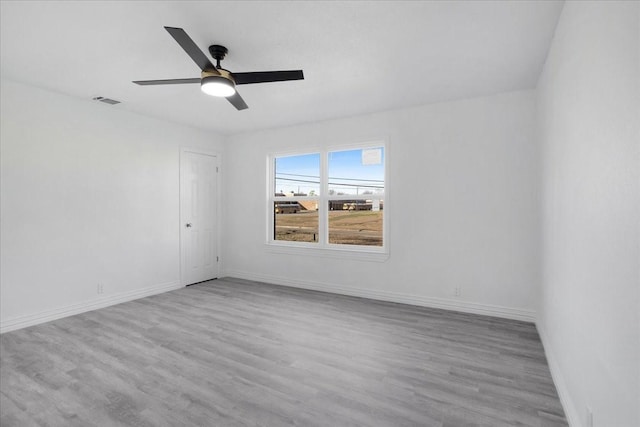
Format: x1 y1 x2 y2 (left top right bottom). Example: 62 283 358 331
0 79 224 332
223 90 540 321
536 2 639 426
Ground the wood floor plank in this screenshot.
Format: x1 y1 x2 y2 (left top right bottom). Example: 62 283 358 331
0 277 567 426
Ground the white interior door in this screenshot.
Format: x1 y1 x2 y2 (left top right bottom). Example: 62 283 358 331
180 150 219 285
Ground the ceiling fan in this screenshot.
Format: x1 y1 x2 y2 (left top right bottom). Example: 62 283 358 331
133 27 304 110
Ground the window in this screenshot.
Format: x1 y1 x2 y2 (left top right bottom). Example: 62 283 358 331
268 143 386 254
273 153 320 243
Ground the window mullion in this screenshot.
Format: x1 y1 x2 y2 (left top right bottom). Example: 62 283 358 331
319 150 328 246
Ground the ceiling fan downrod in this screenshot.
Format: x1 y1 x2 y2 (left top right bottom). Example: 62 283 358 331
208 45 228 70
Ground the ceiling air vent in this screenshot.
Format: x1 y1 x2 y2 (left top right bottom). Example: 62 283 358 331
92 96 121 105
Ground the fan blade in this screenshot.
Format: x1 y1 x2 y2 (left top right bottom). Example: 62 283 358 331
133 78 200 86
227 91 248 110
233 70 304 85
164 26 218 73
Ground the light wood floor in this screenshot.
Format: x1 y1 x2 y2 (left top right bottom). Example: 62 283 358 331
1 277 567 426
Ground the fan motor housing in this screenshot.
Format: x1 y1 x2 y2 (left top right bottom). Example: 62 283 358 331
201 69 235 84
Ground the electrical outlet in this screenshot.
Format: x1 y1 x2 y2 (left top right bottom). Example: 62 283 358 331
454 286 461 297
586 407 593 427
97 283 104 294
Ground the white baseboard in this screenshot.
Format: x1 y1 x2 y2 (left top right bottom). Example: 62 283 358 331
223 270 537 323
0 281 183 334
536 321 580 427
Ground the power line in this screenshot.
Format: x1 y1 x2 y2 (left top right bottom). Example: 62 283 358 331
277 172 384 183
275 177 384 189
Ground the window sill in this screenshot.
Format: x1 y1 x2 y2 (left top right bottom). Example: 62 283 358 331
265 242 389 262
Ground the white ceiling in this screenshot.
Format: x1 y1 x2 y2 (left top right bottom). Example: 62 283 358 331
1 1 563 135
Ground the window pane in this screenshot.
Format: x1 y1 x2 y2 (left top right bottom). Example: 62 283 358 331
328 201 383 246
328 148 384 196
275 153 320 196
274 202 319 243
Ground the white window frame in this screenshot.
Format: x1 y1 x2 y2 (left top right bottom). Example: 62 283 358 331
266 140 389 262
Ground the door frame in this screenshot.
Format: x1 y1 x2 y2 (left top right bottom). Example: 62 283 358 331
179 147 222 286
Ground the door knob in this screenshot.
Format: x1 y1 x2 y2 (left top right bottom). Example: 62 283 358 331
186 223 192 228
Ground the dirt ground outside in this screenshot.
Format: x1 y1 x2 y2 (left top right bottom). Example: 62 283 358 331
274 210 383 246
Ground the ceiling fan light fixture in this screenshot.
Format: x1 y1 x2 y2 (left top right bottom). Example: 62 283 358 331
201 74 236 97
133 28 304 110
